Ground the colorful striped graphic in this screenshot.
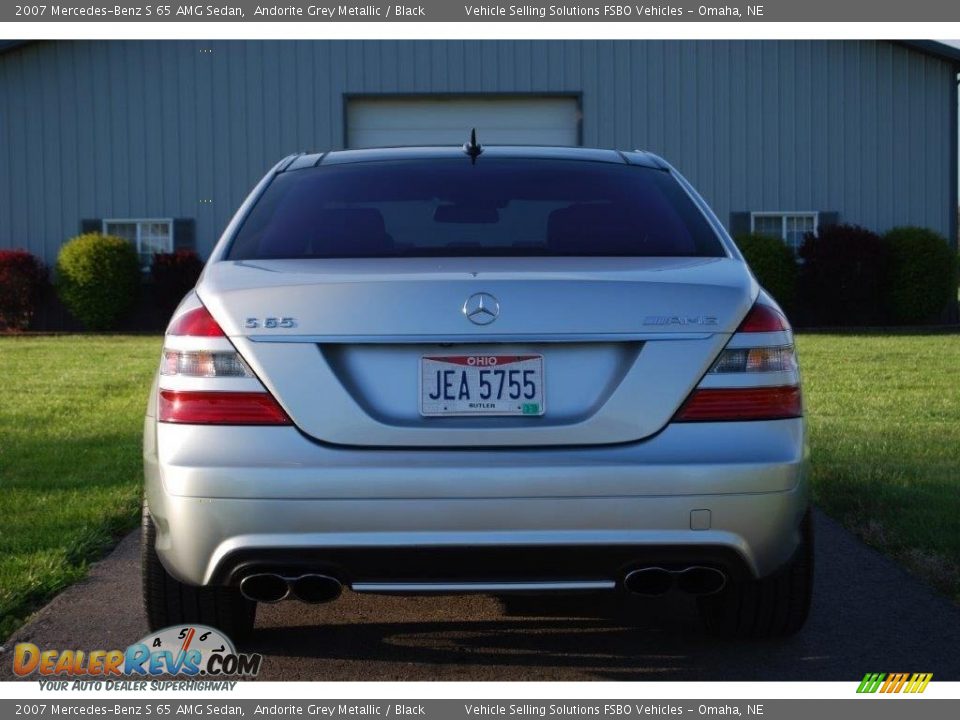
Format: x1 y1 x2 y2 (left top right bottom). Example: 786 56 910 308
857 672 933 694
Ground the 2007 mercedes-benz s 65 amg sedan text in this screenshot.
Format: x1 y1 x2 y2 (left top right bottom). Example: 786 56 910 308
142 141 812 641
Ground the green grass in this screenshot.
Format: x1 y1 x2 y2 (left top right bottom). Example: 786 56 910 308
0 333 957 641
797 333 960 602
0 336 161 640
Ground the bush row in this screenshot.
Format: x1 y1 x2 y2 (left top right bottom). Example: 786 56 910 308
736 225 958 326
0 235 203 332
2 227 957 331
0 250 48 331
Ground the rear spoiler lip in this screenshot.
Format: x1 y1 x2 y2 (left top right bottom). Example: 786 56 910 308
243 331 723 344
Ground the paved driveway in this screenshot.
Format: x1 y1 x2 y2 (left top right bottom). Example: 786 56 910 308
2 511 959 681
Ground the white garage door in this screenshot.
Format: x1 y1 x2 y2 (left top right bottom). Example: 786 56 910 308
346 96 580 149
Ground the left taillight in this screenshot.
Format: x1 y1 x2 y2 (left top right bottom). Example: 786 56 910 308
158 390 290 425
674 302 803 422
158 304 290 425
167 305 226 337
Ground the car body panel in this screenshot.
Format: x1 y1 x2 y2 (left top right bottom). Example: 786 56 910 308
199 256 756 446
199 257 752 338
307 145 655 167
146 419 805 500
144 417 808 586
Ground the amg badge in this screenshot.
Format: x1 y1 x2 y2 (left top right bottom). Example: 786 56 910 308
643 315 718 326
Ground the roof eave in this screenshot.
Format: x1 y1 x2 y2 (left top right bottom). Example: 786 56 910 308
899 40 960 67
0 40 32 55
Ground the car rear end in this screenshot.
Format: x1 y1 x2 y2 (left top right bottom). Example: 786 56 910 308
142 147 811 640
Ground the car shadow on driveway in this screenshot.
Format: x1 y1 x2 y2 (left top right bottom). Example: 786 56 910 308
3 511 959 681
247 513 960 680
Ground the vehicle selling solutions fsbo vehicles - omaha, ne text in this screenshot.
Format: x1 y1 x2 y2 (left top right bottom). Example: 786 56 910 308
142 141 811 640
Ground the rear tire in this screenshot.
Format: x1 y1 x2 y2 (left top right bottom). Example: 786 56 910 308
697 510 814 639
141 504 256 640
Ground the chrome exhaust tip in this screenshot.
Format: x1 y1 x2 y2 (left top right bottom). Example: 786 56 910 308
623 567 674 596
289 574 343 604
676 566 727 596
239 573 290 603
623 566 727 597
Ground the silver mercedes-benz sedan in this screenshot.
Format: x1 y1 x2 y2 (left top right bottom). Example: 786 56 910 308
142 144 811 641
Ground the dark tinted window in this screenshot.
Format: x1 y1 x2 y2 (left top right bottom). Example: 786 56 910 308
227 159 725 259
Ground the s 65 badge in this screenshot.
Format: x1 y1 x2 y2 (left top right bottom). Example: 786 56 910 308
245 317 297 329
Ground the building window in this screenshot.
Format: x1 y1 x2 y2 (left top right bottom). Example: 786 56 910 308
103 219 174 270
750 212 819 254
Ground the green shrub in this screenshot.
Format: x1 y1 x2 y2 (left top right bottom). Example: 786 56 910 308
734 233 798 313
882 226 957 324
55 233 141 330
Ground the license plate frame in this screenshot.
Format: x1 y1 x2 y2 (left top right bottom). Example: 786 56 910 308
419 354 545 417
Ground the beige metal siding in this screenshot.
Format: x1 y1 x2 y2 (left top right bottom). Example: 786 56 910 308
346 96 580 148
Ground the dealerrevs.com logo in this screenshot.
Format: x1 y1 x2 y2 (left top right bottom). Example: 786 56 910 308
13 625 261 681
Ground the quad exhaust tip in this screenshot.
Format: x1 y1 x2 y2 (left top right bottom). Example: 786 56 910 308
624 566 726 597
240 567 724 602
676 566 727 596
290 574 343 604
623 567 674 596
240 573 290 603
239 573 342 604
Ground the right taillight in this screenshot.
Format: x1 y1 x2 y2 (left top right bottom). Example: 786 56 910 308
158 303 290 426
709 345 797 374
735 303 790 333
674 386 802 422
674 302 803 422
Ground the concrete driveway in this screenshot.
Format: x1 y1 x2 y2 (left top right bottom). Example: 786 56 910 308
2 511 959 681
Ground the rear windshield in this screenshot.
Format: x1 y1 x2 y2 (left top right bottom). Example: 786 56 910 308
227 158 725 260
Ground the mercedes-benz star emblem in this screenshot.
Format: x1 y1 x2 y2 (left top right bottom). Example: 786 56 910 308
462 292 500 325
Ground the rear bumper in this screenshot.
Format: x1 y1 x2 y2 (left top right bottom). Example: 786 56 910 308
144 417 808 587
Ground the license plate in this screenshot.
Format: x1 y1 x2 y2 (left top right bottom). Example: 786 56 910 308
419 355 545 417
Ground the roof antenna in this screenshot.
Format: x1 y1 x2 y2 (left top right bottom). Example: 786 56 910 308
463 128 483 164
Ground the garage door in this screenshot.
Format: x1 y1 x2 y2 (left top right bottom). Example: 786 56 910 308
346 96 580 149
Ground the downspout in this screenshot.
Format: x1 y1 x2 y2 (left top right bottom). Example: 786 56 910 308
953 71 959 254
952 71 959 322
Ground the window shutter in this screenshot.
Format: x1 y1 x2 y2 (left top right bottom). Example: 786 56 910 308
80 219 102 235
817 211 839 232
173 218 196 252
729 212 751 238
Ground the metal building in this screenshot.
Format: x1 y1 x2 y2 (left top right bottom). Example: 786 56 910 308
0 39 957 266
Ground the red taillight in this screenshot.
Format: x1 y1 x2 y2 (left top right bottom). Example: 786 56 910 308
674 386 802 422
738 303 790 333
158 390 290 425
167 306 225 337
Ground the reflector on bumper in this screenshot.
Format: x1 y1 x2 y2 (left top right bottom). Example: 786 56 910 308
158 390 291 425
674 386 802 422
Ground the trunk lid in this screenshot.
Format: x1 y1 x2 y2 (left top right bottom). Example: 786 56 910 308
200 256 756 447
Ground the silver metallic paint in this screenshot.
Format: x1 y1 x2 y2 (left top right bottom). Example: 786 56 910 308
145 148 808 592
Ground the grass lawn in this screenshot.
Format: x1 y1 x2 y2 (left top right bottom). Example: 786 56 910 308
0 332 958 640
797 333 960 602
0 336 161 640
